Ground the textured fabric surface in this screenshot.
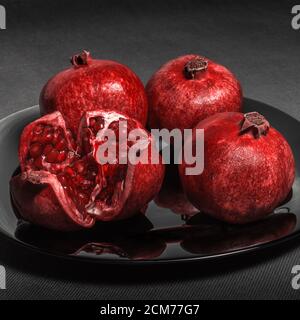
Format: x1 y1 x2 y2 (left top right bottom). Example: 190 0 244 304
0 0 300 300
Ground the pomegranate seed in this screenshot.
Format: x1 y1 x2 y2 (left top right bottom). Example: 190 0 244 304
56 150 67 162
45 149 59 163
43 144 53 155
73 162 85 173
58 175 67 185
31 134 40 143
95 122 104 132
49 164 61 173
97 117 105 124
65 167 76 177
33 156 44 169
55 138 67 151
52 130 62 144
55 127 64 134
29 143 42 158
80 179 93 187
77 192 87 201
34 124 44 135
44 125 53 132
89 118 96 127
43 132 53 143
67 186 74 194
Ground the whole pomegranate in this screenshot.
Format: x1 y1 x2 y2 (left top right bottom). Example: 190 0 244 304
10 110 165 231
40 51 148 134
179 112 295 224
146 54 242 131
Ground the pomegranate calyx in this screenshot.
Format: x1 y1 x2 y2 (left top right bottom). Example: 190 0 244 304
184 57 208 79
70 50 91 67
240 112 270 138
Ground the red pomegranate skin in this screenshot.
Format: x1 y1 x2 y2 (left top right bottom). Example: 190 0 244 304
179 112 295 224
10 172 94 232
10 111 165 231
146 54 242 131
40 51 148 135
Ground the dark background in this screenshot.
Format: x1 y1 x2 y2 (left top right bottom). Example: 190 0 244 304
0 0 300 299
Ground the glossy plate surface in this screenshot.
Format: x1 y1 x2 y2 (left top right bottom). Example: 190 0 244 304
1 99 300 264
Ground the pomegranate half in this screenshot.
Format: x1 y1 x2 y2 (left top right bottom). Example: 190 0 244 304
40 51 148 135
179 112 295 224
10 111 165 231
146 54 242 131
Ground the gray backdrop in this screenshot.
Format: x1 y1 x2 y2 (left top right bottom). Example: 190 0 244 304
0 0 300 299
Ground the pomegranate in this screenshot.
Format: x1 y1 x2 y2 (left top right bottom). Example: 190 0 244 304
40 51 148 135
146 54 242 131
10 111 165 231
179 112 295 224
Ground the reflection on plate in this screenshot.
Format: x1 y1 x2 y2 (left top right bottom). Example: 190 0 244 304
154 164 199 217
15 211 296 260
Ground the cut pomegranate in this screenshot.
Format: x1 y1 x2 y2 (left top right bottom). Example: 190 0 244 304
11 110 165 231
77 110 165 221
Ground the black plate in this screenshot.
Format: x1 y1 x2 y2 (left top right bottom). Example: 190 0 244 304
1 99 300 265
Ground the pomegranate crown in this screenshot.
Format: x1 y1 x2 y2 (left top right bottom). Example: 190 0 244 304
70 50 92 67
184 57 208 79
240 112 270 138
